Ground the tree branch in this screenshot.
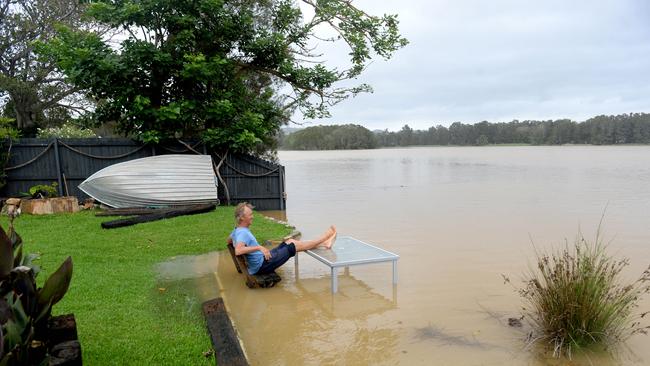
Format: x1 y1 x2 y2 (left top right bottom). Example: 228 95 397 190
233 60 324 97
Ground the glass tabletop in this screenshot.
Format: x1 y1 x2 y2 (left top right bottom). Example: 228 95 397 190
306 236 399 267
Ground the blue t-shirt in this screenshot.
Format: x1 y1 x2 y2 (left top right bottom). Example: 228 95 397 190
231 227 264 275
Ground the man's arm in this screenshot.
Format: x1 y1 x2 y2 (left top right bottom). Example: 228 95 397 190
235 242 271 259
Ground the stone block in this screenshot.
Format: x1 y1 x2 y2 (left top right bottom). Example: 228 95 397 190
20 197 81 215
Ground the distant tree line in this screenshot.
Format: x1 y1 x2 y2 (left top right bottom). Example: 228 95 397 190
281 113 650 149
282 124 376 150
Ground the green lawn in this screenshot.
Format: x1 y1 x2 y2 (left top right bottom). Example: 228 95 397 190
2 207 291 365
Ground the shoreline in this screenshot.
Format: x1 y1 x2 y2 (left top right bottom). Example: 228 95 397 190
278 143 650 151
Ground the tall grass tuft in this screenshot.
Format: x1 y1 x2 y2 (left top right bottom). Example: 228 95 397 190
516 231 650 358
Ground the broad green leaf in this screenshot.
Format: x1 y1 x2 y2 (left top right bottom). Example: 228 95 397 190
12 244 22 269
37 257 73 308
0 227 13 278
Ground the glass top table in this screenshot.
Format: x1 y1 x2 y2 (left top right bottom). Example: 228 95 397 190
296 236 399 293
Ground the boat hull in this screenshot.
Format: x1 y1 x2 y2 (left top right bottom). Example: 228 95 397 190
78 154 219 208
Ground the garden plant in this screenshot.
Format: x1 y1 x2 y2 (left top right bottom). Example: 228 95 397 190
0 219 73 364
511 230 650 358
25 183 59 199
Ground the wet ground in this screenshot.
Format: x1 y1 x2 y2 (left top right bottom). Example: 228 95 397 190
158 146 650 365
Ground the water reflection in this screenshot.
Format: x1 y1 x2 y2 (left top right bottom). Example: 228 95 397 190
155 147 650 365
216 252 399 365
414 323 501 350
292 268 398 317
528 343 644 366
276 146 650 365
153 252 223 304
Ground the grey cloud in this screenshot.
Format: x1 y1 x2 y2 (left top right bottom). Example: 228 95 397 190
294 0 650 130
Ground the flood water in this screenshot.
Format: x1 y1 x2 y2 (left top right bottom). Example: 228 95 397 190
214 146 650 365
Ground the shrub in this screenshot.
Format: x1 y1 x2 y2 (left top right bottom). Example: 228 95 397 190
514 231 650 357
0 117 19 140
0 221 73 364
28 182 59 199
36 122 96 138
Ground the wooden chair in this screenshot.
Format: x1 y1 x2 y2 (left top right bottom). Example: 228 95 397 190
227 242 281 288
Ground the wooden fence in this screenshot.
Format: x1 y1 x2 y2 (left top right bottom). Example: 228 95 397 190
2 138 286 211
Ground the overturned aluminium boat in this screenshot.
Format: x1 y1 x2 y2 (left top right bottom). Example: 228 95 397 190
79 154 219 208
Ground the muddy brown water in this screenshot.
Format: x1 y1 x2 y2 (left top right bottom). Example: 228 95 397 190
162 146 650 365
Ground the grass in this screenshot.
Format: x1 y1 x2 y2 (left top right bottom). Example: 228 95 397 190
1 207 292 365
512 231 650 358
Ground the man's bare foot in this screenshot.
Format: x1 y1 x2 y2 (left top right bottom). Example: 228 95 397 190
321 226 337 249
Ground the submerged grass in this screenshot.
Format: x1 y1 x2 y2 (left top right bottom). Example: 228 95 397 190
512 230 650 358
1 207 292 365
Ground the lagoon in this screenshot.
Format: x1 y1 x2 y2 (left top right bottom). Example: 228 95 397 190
217 146 650 365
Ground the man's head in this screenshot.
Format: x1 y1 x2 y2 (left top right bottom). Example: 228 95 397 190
234 202 254 227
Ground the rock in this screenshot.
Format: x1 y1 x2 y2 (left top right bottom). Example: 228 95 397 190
82 198 95 210
48 314 78 345
49 340 82 366
20 197 81 215
3 197 22 218
6 198 21 205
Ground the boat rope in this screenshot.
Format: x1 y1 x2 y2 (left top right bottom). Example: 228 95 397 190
222 161 280 177
213 151 281 177
160 140 204 153
57 139 147 159
5 142 54 171
177 138 280 177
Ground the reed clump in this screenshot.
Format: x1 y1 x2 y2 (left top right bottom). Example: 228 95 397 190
516 232 650 358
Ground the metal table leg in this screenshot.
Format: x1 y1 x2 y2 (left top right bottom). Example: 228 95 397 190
331 267 338 293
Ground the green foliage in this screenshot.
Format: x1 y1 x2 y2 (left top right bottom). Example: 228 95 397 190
36 122 97 138
0 1 89 133
511 232 650 358
476 134 489 146
0 223 73 364
282 124 376 150
0 118 19 140
28 183 59 199
39 0 407 154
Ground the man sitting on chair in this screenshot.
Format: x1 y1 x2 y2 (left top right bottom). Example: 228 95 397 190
230 202 336 275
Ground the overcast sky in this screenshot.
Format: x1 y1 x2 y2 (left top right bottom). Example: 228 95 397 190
295 0 650 131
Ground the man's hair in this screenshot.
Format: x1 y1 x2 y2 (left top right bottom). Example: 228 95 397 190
234 202 254 223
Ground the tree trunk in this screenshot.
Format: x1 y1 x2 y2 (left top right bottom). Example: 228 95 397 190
10 89 41 131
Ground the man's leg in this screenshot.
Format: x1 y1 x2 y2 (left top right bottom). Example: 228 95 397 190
292 226 336 252
256 243 295 275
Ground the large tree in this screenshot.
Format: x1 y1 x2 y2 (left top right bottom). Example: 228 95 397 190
40 0 407 153
0 0 92 133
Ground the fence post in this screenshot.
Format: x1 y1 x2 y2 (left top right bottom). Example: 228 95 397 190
278 165 285 210
53 139 64 196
